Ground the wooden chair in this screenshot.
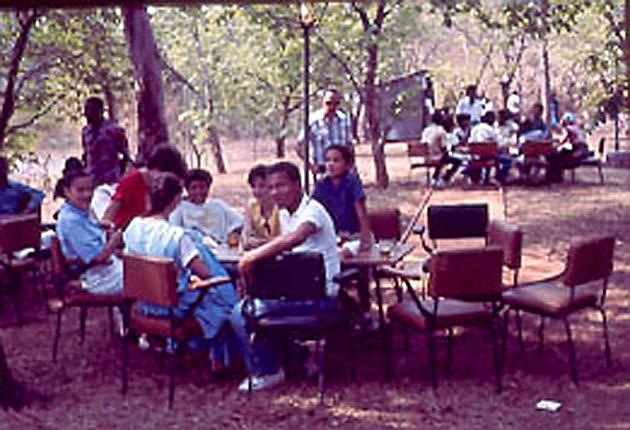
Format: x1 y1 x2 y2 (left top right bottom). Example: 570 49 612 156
501 236 615 384
49 236 124 361
407 141 441 185
242 252 359 402
517 140 554 183
568 137 605 184
121 253 232 408
0 214 41 325
467 141 499 176
386 247 505 391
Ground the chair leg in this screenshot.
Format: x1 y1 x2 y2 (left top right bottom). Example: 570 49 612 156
317 338 325 404
537 316 545 355
491 319 503 393
598 165 604 184
515 310 524 353
79 307 87 344
563 317 579 385
599 307 612 367
384 321 393 381
167 339 177 409
108 307 115 337
502 310 510 367
427 329 438 389
443 328 453 376
52 310 63 362
122 332 129 396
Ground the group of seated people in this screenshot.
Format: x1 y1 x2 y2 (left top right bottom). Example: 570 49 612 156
46 141 374 392
423 100 591 187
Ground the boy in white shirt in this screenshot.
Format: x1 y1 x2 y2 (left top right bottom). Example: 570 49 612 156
169 169 243 246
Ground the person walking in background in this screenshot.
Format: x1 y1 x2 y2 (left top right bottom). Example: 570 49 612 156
297 89 352 176
82 96 130 187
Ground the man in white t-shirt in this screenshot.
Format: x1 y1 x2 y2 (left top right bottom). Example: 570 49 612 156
234 161 341 392
169 169 243 246
456 85 484 124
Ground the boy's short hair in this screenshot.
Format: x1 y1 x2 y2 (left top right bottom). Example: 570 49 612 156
147 145 188 179
324 144 354 166
268 161 301 184
149 172 183 215
186 168 212 188
247 164 268 187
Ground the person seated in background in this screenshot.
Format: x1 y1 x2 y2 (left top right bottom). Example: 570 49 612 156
518 103 549 143
55 169 123 295
124 173 246 372
495 110 518 184
423 111 460 187
545 112 590 183
312 145 371 251
233 161 341 391
0 156 44 216
453 113 472 146
466 111 498 184
102 145 187 230
169 168 243 247
241 165 280 250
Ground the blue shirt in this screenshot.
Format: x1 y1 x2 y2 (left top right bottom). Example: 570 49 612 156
0 181 44 215
298 110 352 167
56 201 105 264
312 172 366 234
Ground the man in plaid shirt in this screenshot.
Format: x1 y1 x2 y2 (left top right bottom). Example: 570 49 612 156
297 89 352 175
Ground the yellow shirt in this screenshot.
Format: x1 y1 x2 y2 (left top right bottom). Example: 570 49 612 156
249 198 280 239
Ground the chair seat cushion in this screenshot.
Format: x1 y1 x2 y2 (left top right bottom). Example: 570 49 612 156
130 312 202 340
61 281 124 307
387 298 494 330
501 282 598 316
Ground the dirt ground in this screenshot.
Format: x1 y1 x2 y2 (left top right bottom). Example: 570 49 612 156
0 138 629 429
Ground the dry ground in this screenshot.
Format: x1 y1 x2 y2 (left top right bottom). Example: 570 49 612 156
0 138 629 429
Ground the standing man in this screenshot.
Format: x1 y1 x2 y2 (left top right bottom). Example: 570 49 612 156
456 85 484 124
82 96 130 187
297 89 352 176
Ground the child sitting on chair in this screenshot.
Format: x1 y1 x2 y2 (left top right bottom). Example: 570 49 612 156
241 165 280 250
169 168 243 247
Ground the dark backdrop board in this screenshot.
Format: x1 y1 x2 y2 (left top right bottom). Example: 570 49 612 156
376 70 428 143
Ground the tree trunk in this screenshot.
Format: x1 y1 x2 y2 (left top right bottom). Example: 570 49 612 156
103 82 117 122
275 95 291 158
540 38 552 125
0 10 39 150
207 121 226 174
123 5 169 162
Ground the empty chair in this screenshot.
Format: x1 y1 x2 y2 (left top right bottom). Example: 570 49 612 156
407 142 441 185
387 246 505 391
501 236 615 384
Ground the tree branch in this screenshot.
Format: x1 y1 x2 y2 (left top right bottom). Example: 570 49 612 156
5 95 62 136
312 32 362 97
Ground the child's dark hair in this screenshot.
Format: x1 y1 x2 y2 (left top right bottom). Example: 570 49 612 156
481 111 495 125
147 145 188 179
186 168 212 188
54 157 85 199
324 144 354 166
56 168 90 199
149 172 183 215
247 164 268 187
268 161 301 184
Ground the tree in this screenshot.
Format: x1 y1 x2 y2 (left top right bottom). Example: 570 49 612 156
0 9 40 150
123 5 168 161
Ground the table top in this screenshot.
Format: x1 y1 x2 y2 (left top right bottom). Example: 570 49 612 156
210 242 414 268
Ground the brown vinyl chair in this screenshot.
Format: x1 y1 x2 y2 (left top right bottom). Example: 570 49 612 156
121 253 232 408
486 220 523 289
387 246 505 391
517 140 554 183
501 236 615 384
467 141 499 179
0 214 42 325
49 236 124 361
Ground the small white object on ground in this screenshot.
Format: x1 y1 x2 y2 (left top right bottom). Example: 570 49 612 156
535 399 562 412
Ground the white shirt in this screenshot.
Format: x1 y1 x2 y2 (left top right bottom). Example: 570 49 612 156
507 93 520 115
279 195 341 296
469 122 498 143
421 123 447 155
169 199 243 245
456 97 484 123
90 183 117 221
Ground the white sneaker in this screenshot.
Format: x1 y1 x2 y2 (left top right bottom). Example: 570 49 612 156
238 369 286 392
138 333 150 351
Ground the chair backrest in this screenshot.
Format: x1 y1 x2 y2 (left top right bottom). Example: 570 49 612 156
248 252 325 301
428 246 503 301
407 141 430 157
427 204 488 240
520 140 554 157
368 208 400 241
486 220 523 271
123 253 178 306
0 214 40 254
469 141 498 159
562 236 615 287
